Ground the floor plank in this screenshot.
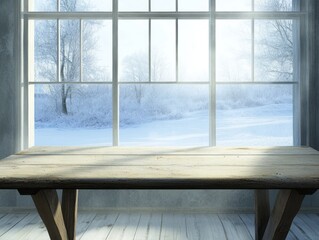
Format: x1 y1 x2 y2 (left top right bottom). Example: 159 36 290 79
76 213 97 239
219 214 253 240
106 213 141 240
0 211 318 240
0 213 28 237
239 213 254 238
160 213 188 240
80 212 118 240
134 212 162 240
0 213 38 239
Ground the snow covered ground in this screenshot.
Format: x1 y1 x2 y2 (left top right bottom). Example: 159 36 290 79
35 103 292 146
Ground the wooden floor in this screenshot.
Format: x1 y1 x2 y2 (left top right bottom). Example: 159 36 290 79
0 211 318 240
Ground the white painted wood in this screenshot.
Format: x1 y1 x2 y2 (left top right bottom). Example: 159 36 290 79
206 214 227 240
219 214 252 240
0 212 318 240
75 213 96 239
0 213 38 239
0 213 28 237
106 213 141 240
20 215 49 240
290 222 312 240
80 213 118 240
0 214 7 223
298 214 319 236
239 213 254 238
290 215 317 239
134 212 161 240
160 213 188 240
185 213 226 240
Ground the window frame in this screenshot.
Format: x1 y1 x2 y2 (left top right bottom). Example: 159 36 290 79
21 0 310 147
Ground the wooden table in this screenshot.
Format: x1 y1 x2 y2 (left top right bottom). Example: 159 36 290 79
0 146 318 240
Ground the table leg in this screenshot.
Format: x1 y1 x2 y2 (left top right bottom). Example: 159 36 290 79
262 189 316 240
32 189 69 240
62 189 78 240
18 189 79 240
255 190 270 240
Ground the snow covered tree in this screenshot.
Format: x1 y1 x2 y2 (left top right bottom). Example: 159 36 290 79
35 0 103 115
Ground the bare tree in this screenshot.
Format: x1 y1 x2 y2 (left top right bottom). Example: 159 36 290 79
122 51 166 105
35 0 103 115
256 0 297 82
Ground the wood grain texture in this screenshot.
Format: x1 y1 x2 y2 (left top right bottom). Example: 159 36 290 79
1 212 319 240
1 147 319 189
18 146 319 155
0 213 38 239
75 213 96 239
160 213 188 240
255 190 270 240
219 214 252 240
133 213 161 240
31 190 68 240
239 214 255 238
79 213 118 240
62 189 78 240
106 213 141 240
262 190 306 240
0 213 27 237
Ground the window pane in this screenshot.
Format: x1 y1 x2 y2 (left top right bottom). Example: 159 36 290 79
83 20 112 82
35 84 112 146
178 20 209 82
120 84 209 146
255 20 296 82
254 0 298 11
216 0 252 11
151 20 176 82
151 0 176 11
60 0 112 11
34 20 57 82
119 0 149 11
216 85 293 146
32 0 57 11
216 20 252 82
60 20 80 82
178 0 209 11
119 20 149 82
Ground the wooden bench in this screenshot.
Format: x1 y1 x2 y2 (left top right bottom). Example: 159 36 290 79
0 146 318 240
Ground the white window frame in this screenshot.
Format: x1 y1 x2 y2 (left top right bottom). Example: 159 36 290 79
21 0 310 148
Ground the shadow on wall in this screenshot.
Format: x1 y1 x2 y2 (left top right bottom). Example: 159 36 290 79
9 190 319 212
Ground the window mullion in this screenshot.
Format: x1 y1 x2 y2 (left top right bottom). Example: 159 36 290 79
57 0 60 82
149 19 151 82
252 19 255 82
112 0 119 146
80 19 83 82
24 0 30 149
209 0 216 146
57 19 60 82
175 19 178 82
175 0 179 82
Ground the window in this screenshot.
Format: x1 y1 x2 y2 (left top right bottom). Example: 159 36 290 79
24 0 308 147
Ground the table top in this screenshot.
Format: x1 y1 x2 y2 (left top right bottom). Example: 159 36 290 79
0 146 319 190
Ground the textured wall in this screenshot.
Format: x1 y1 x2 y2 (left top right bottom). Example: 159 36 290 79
1 0 319 211
309 0 319 150
0 0 20 207
0 0 20 159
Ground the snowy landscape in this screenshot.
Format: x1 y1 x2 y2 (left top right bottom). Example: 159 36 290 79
35 103 292 146
35 85 293 146
33 0 295 147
